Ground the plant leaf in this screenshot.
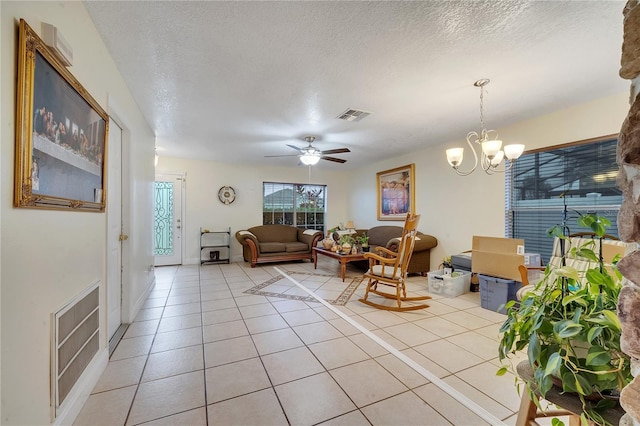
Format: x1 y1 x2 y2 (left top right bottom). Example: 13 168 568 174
555 266 579 281
586 347 611 366
528 333 541 364
586 326 603 343
574 373 592 396
576 248 598 262
545 352 562 376
496 366 508 376
554 320 583 338
562 293 587 307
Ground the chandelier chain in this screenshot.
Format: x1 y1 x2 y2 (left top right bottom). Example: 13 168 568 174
479 85 486 134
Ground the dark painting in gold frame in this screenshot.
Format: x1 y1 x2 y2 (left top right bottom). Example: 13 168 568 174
14 19 108 212
376 164 416 221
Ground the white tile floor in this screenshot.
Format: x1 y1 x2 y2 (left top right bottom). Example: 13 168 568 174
74 258 548 426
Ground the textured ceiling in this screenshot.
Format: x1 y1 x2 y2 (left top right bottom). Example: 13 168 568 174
83 1 628 169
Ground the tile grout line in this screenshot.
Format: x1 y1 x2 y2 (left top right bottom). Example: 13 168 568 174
275 266 508 426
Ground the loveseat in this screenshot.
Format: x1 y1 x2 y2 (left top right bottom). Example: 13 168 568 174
235 225 323 267
347 226 438 275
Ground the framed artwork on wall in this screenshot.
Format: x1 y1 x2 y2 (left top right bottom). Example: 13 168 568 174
376 163 415 221
14 19 109 212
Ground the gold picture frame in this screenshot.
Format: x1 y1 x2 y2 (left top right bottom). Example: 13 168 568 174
14 19 108 212
376 164 415 221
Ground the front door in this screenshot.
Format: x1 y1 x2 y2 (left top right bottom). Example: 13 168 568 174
154 173 183 266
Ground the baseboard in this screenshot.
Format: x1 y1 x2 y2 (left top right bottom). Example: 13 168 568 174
53 347 108 425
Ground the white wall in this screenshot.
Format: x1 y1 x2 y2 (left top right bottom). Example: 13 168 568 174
348 91 630 268
0 2 155 424
156 157 351 264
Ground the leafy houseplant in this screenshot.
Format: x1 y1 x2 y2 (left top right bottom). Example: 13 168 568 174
338 235 355 253
497 214 631 425
356 233 369 251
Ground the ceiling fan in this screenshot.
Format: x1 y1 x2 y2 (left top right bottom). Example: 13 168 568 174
265 136 351 165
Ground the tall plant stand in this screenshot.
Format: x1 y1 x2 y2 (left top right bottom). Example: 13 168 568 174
515 361 625 426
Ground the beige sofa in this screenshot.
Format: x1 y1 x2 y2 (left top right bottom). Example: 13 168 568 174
346 226 438 275
235 225 323 267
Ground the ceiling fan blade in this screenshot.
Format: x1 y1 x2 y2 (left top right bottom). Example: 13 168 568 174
286 144 303 152
264 154 300 158
321 156 347 163
321 148 351 155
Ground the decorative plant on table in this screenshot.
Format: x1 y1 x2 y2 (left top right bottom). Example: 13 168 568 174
338 235 355 253
356 233 370 251
497 214 632 426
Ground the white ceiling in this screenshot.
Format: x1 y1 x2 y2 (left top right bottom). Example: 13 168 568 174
83 1 628 170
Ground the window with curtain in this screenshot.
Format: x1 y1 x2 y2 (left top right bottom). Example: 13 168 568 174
506 136 621 262
263 182 327 231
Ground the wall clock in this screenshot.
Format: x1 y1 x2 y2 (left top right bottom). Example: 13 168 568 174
217 186 236 205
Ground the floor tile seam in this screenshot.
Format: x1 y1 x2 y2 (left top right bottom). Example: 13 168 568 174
119 317 162 426
408 386 471 424
443 334 502 360
309 408 371 426
130 406 208 426
155 324 204 335
148 341 208 358
140 366 206 385
450 365 517 412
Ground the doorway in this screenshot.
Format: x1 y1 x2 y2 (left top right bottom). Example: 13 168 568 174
107 118 125 350
154 173 184 266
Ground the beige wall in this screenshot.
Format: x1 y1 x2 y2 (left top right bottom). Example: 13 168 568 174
1 2 155 424
156 157 352 264
348 91 629 268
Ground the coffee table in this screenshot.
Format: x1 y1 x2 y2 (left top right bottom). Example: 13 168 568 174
312 247 367 282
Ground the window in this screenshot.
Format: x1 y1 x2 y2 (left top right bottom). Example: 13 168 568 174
506 136 621 262
263 182 326 231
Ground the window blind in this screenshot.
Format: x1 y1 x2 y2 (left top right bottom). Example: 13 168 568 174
507 137 621 262
263 182 327 231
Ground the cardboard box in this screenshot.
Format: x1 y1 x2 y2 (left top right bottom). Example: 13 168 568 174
472 236 525 282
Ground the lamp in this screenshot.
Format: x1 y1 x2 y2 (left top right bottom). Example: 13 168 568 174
346 220 355 230
446 79 525 175
299 146 321 165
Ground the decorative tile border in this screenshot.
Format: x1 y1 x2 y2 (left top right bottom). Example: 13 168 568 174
243 271 364 306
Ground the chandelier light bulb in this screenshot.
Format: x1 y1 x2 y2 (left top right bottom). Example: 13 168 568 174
489 150 504 167
481 140 503 159
504 144 525 160
446 148 464 167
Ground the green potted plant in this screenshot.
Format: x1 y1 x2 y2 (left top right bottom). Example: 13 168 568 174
338 235 355 253
497 214 631 425
356 233 370 252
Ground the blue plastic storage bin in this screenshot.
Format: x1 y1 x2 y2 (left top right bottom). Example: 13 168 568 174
478 274 518 314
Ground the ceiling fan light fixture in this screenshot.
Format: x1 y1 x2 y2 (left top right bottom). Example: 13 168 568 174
300 151 321 165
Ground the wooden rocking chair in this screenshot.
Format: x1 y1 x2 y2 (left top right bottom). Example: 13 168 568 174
359 213 431 312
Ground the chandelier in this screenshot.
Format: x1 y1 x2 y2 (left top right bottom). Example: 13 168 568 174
446 79 524 175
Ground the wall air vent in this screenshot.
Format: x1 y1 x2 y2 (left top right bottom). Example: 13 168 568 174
337 108 371 122
42 23 73 67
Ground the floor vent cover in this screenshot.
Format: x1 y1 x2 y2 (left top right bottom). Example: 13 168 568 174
52 282 100 417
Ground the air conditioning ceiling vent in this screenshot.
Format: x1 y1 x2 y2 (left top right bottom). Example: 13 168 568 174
337 108 371 122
